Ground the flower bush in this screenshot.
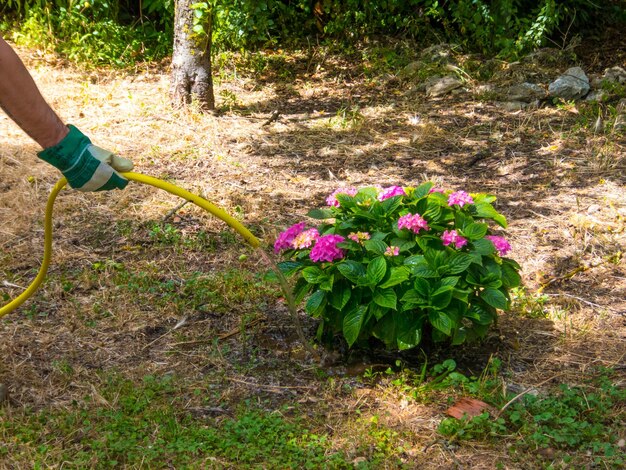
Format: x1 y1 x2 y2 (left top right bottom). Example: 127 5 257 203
274 182 521 351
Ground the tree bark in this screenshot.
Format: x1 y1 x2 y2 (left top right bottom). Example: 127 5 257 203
170 0 215 110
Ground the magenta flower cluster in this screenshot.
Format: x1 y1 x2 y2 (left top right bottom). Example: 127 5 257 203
485 235 511 256
292 228 320 249
275 222 345 262
326 187 358 207
441 229 468 249
273 222 306 253
448 190 474 207
397 213 429 233
378 186 406 201
310 234 346 262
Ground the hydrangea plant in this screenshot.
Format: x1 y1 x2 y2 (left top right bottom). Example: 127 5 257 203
274 182 521 351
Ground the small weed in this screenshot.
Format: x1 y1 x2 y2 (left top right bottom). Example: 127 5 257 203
328 105 365 130
438 368 626 467
510 287 549 318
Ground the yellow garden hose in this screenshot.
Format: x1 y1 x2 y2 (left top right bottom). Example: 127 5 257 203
0 172 260 318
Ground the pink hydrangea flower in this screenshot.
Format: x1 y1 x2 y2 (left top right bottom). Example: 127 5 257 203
274 222 306 253
326 187 358 207
441 229 468 249
447 190 474 207
292 228 320 249
385 246 400 257
397 213 429 234
348 231 371 244
310 234 346 262
485 235 512 256
429 187 446 194
378 186 406 201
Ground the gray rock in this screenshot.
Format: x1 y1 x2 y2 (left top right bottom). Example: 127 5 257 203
548 66 590 100
495 100 539 112
426 75 463 97
503 82 546 103
420 44 460 65
398 61 425 80
585 90 608 102
602 66 626 84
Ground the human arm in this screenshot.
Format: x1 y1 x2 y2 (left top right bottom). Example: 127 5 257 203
0 36 132 191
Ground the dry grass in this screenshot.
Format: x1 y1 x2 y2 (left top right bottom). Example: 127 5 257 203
1 43 625 468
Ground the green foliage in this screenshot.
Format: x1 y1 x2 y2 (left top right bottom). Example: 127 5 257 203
2 0 618 66
438 368 626 467
3 0 173 67
275 183 521 351
0 373 351 467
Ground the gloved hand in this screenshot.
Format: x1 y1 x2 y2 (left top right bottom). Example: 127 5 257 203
37 125 133 191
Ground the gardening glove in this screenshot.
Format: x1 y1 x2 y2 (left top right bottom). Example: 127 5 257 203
37 125 133 191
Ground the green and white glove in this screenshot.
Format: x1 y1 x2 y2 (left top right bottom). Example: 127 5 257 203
37 125 133 191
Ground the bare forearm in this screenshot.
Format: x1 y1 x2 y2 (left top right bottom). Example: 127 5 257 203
0 36 68 148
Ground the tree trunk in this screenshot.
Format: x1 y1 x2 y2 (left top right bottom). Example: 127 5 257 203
170 0 215 110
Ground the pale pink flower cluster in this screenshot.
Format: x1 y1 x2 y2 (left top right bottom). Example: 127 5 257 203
441 229 468 249
326 187 358 207
447 190 474 207
292 228 320 249
397 213 429 234
348 231 371 244
378 185 406 201
274 222 306 253
385 246 400 257
485 235 511 256
429 187 446 194
310 234 346 262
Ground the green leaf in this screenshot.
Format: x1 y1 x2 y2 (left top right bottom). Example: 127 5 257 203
462 222 488 240
451 327 467 345
307 208 335 219
480 288 509 310
404 254 426 265
363 239 387 255
343 305 369 347
428 310 452 335
379 266 410 289
389 238 416 252
328 283 352 310
305 290 326 316
373 288 397 310
472 238 496 255
396 313 424 350
474 203 507 228
192 24 206 35
367 256 388 286
277 261 304 276
370 303 390 320
413 181 434 199
446 253 473 274
293 278 312 304
411 264 439 278
337 261 366 283
381 195 403 214
466 304 496 325
430 289 453 309
335 193 356 209
501 263 521 288
319 274 334 292
414 277 430 297
439 276 460 288
302 266 327 284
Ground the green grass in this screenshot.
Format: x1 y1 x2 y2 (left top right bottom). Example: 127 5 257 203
0 374 352 468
